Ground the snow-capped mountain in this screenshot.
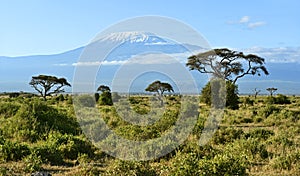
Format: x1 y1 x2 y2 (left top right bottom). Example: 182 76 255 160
98 31 168 44
0 32 204 92
0 32 300 94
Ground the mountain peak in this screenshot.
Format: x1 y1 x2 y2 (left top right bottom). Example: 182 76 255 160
98 31 167 44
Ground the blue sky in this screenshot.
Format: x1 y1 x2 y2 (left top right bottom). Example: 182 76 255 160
0 0 299 57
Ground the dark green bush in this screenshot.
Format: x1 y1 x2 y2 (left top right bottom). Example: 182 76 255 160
33 144 64 165
266 94 291 104
201 80 239 110
0 141 30 162
23 152 42 172
243 97 254 106
271 152 300 170
245 128 274 140
99 92 113 106
105 160 157 176
56 94 65 101
170 151 249 176
46 132 95 160
2 100 80 142
94 93 100 102
240 117 253 123
0 102 20 118
213 127 244 144
260 105 280 118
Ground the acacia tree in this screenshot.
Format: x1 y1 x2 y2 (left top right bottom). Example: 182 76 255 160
97 85 113 105
186 48 269 84
186 48 269 109
145 80 174 105
29 75 71 100
266 87 277 97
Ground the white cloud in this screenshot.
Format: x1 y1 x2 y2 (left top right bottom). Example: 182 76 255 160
72 60 126 66
247 21 266 29
239 16 250 23
242 47 300 63
54 63 69 66
228 16 266 29
71 49 207 67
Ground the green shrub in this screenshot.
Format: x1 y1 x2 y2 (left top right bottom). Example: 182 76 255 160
243 97 254 106
0 102 20 118
33 144 64 165
94 93 100 102
266 94 291 104
46 132 95 160
260 105 280 118
56 94 65 101
23 152 42 173
213 127 244 144
233 138 269 160
201 80 239 110
0 141 30 162
104 160 157 176
240 117 253 123
271 152 300 170
4 100 80 142
99 92 113 106
245 128 274 140
170 151 249 176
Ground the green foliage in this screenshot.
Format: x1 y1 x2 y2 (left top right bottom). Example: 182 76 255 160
105 160 157 176
271 152 300 170
0 95 300 175
265 94 291 104
2 100 80 142
56 94 65 101
201 80 239 109
0 141 30 162
243 97 254 106
128 96 150 114
23 152 42 173
186 48 269 84
46 132 95 160
170 150 249 176
245 128 274 140
30 132 95 165
33 143 64 165
212 127 244 144
94 93 100 102
0 101 20 118
260 105 280 118
99 91 113 106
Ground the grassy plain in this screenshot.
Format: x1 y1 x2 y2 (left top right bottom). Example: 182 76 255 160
0 94 299 175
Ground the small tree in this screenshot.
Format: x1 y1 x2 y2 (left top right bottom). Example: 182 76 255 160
253 88 261 99
97 85 113 105
29 75 71 100
266 87 277 97
145 80 174 106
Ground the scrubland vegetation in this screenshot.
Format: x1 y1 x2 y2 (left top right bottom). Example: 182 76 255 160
0 93 299 175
